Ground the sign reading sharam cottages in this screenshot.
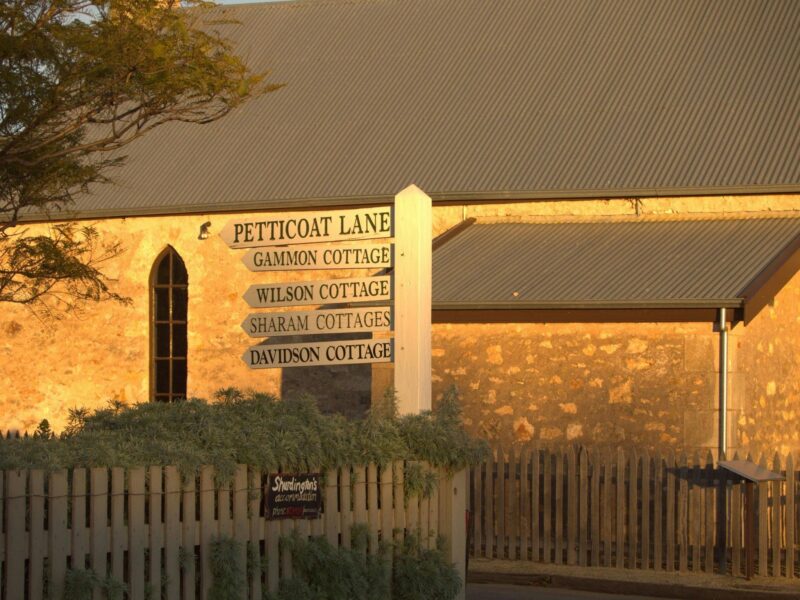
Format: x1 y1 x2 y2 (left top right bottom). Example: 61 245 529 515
221 207 396 369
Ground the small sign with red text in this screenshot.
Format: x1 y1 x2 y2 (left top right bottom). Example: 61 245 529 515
265 473 322 520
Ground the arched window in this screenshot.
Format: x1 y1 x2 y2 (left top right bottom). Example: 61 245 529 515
151 247 188 402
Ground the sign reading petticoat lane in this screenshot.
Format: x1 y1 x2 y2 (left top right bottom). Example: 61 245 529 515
220 207 392 248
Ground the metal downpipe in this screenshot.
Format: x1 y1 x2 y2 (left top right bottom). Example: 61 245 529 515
718 307 728 458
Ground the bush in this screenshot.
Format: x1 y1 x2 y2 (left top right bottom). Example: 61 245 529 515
0 388 486 479
269 526 460 600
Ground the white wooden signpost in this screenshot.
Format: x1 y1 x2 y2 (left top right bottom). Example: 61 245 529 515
221 184 432 415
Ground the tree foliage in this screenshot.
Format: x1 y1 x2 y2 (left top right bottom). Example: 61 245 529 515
0 0 275 313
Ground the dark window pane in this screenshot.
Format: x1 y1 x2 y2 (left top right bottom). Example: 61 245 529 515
155 324 171 358
172 254 188 284
156 254 171 284
155 394 170 403
172 359 187 395
172 288 188 321
155 288 169 321
173 324 187 357
155 360 170 393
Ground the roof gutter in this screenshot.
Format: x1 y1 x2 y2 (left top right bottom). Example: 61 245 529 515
13 185 800 224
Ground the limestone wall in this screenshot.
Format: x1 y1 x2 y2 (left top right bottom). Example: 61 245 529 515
2 192 800 446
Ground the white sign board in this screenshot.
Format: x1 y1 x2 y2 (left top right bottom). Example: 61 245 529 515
243 339 393 368
243 276 392 308
241 307 392 337
242 242 393 272
220 207 393 249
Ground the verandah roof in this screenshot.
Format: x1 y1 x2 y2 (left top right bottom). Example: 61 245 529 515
431 217 800 323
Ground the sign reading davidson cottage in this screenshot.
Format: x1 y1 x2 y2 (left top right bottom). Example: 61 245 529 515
220 207 393 249
265 473 322 520
242 242 393 271
241 307 391 337
243 276 392 308
244 339 392 369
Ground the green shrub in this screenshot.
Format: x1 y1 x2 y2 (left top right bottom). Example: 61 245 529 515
0 388 486 479
268 526 460 600
210 536 246 600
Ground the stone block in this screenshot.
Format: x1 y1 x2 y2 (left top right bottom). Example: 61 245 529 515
684 334 715 373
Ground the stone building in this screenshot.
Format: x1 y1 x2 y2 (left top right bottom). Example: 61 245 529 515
4 0 800 457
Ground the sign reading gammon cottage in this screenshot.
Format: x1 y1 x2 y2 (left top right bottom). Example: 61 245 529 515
244 339 392 369
265 473 322 520
242 241 392 271
220 207 392 249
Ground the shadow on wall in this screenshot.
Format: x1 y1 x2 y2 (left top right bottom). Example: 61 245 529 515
278 332 372 419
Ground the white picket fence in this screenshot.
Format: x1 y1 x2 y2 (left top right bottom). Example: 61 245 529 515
0 462 467 600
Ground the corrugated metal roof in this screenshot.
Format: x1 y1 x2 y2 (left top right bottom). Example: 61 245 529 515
431 217 800 309
64 0 800 218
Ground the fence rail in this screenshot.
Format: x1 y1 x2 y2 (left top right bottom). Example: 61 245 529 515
469 446 799 579
0 462 465 600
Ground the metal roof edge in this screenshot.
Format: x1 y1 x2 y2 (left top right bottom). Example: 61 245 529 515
14 185 800 224
740 231 800 324
432 299 743 310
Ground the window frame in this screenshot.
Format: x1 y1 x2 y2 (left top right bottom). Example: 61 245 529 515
149 246 188 402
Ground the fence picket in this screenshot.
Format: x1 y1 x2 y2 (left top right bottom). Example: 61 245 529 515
129 467 146 600
497 448 506 559
149 466 164 599
381 463 395 546
531 446 540 562
326 468 340 546
628 451 638 569
653 452 663 571
234 465 249 600
704 452 714 573
218 479 233 540
29 470 45 600
342 466 354 548
678 453 688 572
90 468 109 600
199 466 216 599
758 454 769 576
429 469 439 549
717 454 728 575
72 468 88 572
731 452 742 577
111 468 125 585
602 451 612 568
543 448 552 563
691 452 701 573
484 454 494 559
555 450 564 565
590 451 600 566
508 446 518 560
787 454 795 579
48 470 69 600
182 472 198 600
394 462 405 545
248 469 263 600
6 470 26 599
642 451 650 570
367 463 380 554
579 448 588 567
567 446 578 566
772 453 782 577
616 448 625 569
266 518 280 595
666 450 675 572
520 447 530 561
164 467 181 600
